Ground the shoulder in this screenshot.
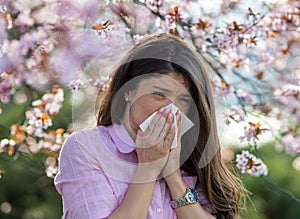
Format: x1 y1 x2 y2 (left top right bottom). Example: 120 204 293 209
58 126 112 167
61 125 111 151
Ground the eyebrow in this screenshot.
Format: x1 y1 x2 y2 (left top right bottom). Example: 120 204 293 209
152 86 191 98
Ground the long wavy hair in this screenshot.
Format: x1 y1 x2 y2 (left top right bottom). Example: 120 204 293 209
97 33 247 219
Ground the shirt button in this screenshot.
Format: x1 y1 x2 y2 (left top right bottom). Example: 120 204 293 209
156 208 161 213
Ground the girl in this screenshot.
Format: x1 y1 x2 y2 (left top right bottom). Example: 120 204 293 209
55 33 246 219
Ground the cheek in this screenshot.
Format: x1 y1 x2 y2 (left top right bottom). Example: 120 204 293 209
129 102 149 126
174 101 191 115
129 95 165 128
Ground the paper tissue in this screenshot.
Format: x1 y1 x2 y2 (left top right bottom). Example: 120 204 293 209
139 103 194 149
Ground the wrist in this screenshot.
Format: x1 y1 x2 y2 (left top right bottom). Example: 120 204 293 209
164 169 181 183
165 173 188 200
132 164 159 183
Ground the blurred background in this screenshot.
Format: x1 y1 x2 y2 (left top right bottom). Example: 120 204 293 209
1 0 300 218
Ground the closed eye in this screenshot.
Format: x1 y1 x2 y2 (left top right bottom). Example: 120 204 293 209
179 98 191 103
152 91 166 97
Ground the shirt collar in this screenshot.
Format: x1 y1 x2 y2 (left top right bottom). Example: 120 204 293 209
108 121 136 154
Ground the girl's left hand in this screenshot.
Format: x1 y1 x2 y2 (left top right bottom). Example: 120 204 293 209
161 110 182 180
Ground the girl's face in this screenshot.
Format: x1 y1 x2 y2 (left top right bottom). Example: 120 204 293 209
124 73 192 133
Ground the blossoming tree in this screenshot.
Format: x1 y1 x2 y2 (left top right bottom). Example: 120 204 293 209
0 0 299 180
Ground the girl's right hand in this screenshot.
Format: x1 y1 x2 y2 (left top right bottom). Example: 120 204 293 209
135 107 176 177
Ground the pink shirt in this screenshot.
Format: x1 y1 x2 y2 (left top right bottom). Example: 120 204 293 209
54 122 217 218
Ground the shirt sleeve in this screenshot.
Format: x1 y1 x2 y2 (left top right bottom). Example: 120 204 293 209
196 185 218 215
54 133 118 219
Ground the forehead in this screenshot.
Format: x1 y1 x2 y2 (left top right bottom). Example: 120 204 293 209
138 73 190 91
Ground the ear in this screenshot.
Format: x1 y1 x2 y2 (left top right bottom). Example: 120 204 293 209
125 90 136 100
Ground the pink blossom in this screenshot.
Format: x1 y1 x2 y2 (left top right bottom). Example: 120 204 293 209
276 132 300 156
236 89 255 104
24 87 64 137
292 156 300 171
14 10 34 27
0 71 21 103
164 6 189 29
0 138 15 155
46 163 58 178
239 122 268 143
225 105 245 125
133 34 145 43
190 17 215 37
295 110 300 123
146 0 163 12
68 79 84 92
88 76 111 91
236 150 268 176
211 80 233 98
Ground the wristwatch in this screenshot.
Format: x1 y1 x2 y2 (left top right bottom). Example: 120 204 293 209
170 187 199 209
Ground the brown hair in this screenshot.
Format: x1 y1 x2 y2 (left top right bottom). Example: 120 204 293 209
97 33 247 218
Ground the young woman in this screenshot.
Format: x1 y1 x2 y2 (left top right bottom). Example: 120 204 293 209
55 33 246 219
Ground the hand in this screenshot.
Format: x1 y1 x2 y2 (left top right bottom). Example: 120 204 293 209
135 107 176 178
161 110 182 181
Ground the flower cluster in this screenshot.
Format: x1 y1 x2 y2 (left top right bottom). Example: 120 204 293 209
3 86 68 152
68 76 112 93
45 156 59 178
274 83 300 112
239 122 269 143
236 89 255 105
190 17 215 37
0 86 70 178
236 150 268 176
132 34 146 44
88 76 111 91
0 139 16 155
165 6 188 30
146 0 163 12
25 86 64 136
0 71 22 103
273 83 300 168
211 80 233 98
68 79 84 92
275 132 300 156
225 105 245 125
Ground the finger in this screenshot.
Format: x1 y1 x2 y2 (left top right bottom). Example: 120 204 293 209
176 110 181 132
164 123 176 148
158 111 174 140
144 107 165 136
175 110 182 140
151 108 171 140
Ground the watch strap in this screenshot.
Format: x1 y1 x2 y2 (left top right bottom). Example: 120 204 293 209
170 187 199 209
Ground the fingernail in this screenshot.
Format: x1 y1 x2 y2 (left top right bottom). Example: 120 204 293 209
159 107 165 112
171 124 176 131
168 112 173 120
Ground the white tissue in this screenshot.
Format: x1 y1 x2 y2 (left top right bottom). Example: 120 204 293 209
139 103 194 149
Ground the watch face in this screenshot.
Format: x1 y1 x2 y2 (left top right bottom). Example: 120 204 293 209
189 188 199 202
